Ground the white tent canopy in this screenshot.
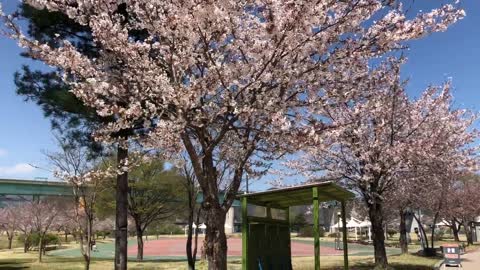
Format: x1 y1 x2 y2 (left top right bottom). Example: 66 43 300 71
184 223 197 235
358 220 372 227
359 220 372 241
436 220 449 226
435 220 460 227
331 218 372 241
331 218 363 229
184 222 207 236
347 219 361 228
184 223 197 229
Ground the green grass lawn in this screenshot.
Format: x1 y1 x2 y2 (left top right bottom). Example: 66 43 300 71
0 248 440 270
291 237 403 256
292 254 440 270
2 235 469 269
0 233 81 251
0 235 23 250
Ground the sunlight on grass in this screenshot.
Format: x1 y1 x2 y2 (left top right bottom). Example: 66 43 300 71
0 249 440 270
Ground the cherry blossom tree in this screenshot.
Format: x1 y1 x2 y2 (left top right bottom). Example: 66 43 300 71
390 150 478 253
45 136 112 270
387 168 446 254
14 202 34 253
410 174 454 254
0 204 20 249
182 158 205 270
406 91 479 251
385 175 414 254
94 217 115 239
1 1 466 269
54 208 78 243
444 218 462 242
443 174 480 245
292 59 478 266
27 198 61 262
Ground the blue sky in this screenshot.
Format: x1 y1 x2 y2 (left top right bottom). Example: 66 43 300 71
0 1 479 184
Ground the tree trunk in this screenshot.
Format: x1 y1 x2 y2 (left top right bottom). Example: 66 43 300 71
115 146 129 270
84 257 90 270
65 232 68 242
186 206 202 270
7 235 13 250
38 234 44 262
201 238 207 261
368 198 388 269
414 214 429 248
187 183 199 270
193 214 200 263
431 212 440 250
187 217 195 270
76 217 89 268
451 220 460 242
193 207 201 265
23 233 28 253
464 221 473 245
136 225 144 261
85 216 93 270
413 213 434 256
399 209 408 254
204 206 227 270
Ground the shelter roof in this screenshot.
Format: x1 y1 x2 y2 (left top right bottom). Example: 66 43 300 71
237 181 354 208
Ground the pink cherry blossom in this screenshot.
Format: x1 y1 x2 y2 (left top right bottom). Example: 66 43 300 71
0 1 466 269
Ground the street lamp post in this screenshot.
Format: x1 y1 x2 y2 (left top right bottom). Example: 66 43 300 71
336 211 341 250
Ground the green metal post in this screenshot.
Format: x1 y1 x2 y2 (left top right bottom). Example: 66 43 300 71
242 197 248 270
285 207 290 224
286 206 292 266
313 187 320 270
341 200 349 270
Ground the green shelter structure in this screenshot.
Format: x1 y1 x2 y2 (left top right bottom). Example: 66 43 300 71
238 181 355 270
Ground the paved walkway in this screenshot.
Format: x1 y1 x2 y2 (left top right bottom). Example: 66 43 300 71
460 249 480 270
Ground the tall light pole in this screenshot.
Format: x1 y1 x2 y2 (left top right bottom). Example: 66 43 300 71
337 211 341 249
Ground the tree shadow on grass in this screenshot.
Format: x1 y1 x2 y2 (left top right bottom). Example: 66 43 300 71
340 264 433 270
0 260 30 270
0 255 98 269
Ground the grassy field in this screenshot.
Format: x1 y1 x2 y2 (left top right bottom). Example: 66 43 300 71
0 233 83 250
0 235 23 250
0 248 440 270
1 234 467 269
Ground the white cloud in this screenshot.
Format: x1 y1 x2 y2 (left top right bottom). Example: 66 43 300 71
0 163 36 176
0 149 7 157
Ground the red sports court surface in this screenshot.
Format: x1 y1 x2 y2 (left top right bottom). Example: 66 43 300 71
127 237 343 257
